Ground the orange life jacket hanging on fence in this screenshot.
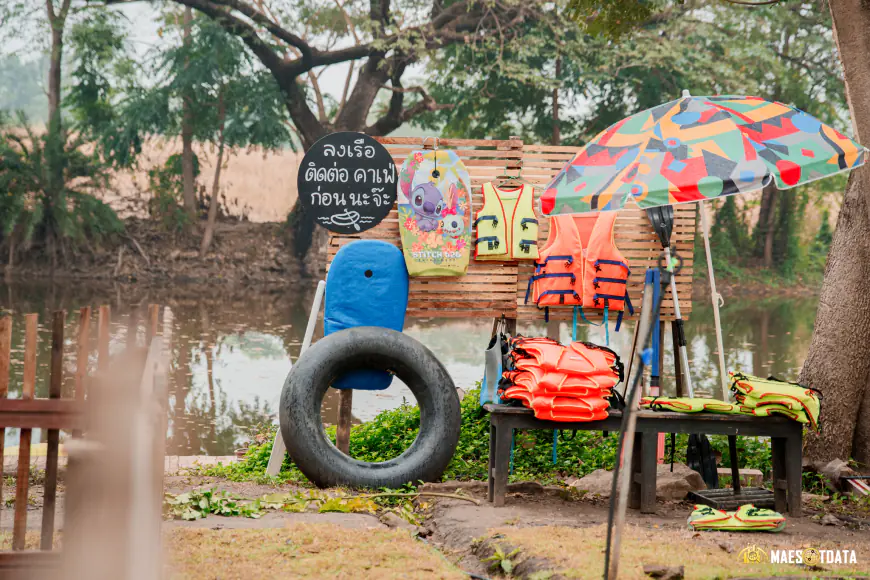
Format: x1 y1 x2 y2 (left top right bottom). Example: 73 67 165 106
526 212 633 329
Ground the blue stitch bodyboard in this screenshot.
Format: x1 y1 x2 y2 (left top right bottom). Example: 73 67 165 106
324 240 409 390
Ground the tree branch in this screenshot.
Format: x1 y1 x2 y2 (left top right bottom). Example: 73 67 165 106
365 80 453 136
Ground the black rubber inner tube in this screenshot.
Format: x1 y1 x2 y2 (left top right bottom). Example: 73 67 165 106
279 326 461 488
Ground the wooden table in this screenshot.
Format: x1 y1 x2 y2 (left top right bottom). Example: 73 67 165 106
483 404 803 516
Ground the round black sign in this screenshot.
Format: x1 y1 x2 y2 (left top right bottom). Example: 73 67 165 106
297 132 398 234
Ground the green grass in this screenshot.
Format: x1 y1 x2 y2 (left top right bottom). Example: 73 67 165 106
203 388 776 488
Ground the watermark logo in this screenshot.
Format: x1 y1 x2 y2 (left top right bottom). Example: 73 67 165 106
802 548 821 566
738 545 767 564
739 544 857 566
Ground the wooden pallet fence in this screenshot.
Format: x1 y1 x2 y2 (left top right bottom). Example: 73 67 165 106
0 304 165 576
327 137 697 321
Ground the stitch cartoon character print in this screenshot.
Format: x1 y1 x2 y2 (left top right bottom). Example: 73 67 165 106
398 149 472 277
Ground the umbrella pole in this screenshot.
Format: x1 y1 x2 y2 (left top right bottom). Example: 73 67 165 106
698 202 729 400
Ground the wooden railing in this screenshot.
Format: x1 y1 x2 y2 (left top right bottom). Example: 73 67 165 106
0 305 169 579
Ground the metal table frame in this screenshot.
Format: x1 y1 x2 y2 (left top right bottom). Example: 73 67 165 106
484 404 803 516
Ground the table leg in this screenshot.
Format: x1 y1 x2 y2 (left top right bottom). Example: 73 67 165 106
492 418 512 507
771 437 787 514
488 420 496 503
728 435 741 494
628 432 643 510
641 431 657 513
785 430 803 517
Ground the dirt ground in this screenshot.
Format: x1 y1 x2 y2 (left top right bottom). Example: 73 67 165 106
5 475 868 578
158 477 869 579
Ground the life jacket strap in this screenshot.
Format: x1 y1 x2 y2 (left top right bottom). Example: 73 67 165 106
475 236 501 251
518 239 537 253
520 218 538 230
474 215 499 228
615 291 634 332
537 289 580 306
539 254 573 267
592 277 627 289
594 259 631 275
526 273 577 304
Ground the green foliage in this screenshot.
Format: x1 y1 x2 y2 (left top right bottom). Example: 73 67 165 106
201 422 308 485
67 9 142 168
481 544 522 575
146 153 197 233
809 209 834 272
164 488 263 520
565 0 665 37
0 113 122 254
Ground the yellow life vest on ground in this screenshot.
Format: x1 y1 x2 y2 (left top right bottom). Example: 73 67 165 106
474 182 539 260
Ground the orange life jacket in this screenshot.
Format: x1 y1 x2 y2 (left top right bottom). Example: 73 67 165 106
501 389 611 422
510 338 621 376
499 336 622 421
504 368 612 396
527 212 632 326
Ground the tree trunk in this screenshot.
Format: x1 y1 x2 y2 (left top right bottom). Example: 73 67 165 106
799 0 870 465
200 89 226 257
180 8 197 221
45 0 69 275
552 56 561 146
754 185 777 267
5 231 14 282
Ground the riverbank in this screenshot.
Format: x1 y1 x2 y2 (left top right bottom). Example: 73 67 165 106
7 219 306 285
6 217 824 302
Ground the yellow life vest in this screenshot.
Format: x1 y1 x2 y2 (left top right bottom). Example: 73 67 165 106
474 183 539 260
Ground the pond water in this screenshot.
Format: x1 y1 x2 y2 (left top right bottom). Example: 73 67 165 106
0 281 818 455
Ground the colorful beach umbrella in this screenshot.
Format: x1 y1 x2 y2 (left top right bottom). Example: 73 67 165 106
585 96 867 580
540 93 867 216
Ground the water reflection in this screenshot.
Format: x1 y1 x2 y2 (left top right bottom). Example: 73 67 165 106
0 282 817 455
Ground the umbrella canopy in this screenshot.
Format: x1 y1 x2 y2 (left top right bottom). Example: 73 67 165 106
541 94 867 215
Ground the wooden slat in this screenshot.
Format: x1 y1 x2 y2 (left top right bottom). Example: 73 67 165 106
41 311 64 550
13 314 37 550
0 317 9 514
323 137 697 320
98 305 110 371
73 307 90 440
0 399 86 430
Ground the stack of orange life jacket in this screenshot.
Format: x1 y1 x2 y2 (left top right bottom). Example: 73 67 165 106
498 336 623 421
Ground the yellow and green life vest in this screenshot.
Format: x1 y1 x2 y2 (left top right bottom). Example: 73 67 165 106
688 504 785 532
729 372 821 430
640 396 739 414
474 182 539 260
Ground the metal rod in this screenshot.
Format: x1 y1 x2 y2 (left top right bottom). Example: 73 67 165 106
266 280 326 476
699 202 729 399
663 246 695 397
